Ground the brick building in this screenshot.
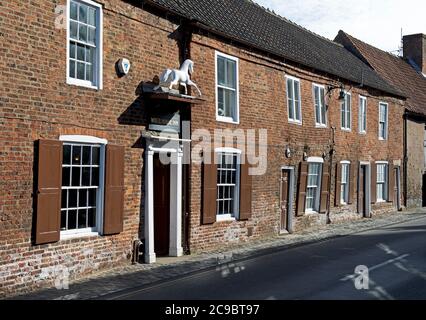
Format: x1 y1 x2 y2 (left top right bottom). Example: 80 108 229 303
335 31 426 208
0 0 406 296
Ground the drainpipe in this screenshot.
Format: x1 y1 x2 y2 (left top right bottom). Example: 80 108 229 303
326 127 336 224
403 112 408 207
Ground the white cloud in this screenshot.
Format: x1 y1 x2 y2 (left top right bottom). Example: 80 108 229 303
254 0 426 52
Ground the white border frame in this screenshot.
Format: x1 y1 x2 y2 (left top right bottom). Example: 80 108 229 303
66 0 103 90
340 160 351 205
375 161 389 202
305 158 324 214
341 91 352 131
215 51 240 124
285 75 303 125
378 102 389 141
359 95 367 134
312 83 327 128
215 147 241 222
59 135 107 240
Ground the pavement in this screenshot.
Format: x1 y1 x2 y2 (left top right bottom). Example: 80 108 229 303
12 208 426 300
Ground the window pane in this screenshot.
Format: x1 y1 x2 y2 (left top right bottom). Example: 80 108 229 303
86 64 93 82
88 189 96 206
61 211 67 230
61 190 67 209
79 189 87 207
77 43 85 61
88 7 96 26
72 145 81 165
78 24 87 42
226 59 236 88
70 1 78 20
82 167 91 186
72 167 81 186
70 21 78 39
92 147 100 165
91 167 99 186
63 145 71 164
62 167 70 186
79 4 88 23
218 87 225 117
77 62 85 80
217 57 225 86
88 208 96 228
68 210 77 230
88 27 96 46
78 209 87 229
224 89 236 118
69 60 76 78
86 47 94 63
82 146 91 165
69 189 77 208
70 42 76 59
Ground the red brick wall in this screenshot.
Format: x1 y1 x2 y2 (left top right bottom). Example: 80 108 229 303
0 0 405 296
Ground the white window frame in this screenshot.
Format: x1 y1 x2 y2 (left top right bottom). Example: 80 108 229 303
215 51 240 124
66 0 103 90
378 102 389 140
305 157 324 214
376 161 388 202
215 147 241 222
340 161 350 205
313 83 327 128
359 96 367 134
286 75 302 125
59 135 107 239
341 91 352 131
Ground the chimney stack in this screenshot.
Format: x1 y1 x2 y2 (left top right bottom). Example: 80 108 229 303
403 33 426 75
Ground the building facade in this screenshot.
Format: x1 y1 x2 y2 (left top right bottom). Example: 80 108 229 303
1 0 406 296
335 31 426 208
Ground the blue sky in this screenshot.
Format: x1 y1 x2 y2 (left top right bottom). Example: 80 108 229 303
254 0 425 53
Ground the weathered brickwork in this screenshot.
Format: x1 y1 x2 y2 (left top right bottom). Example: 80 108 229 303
0 0 405 296
406 119 425 208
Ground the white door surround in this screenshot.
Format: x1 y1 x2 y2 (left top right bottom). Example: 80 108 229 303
144 140 183 264
359 161 372 218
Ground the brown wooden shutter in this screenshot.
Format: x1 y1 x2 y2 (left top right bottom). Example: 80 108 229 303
202 152 217 224
239 158 252 221
335 163 342 206
348 163 356 204
296 162 308 216
388 163 395 202
103 145 125 235
319 164 329 213
371 163 377 204
35 140 62 245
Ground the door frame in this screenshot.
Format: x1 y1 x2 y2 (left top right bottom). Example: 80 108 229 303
280 166 295 234
358 161 372 218
144 142 183 264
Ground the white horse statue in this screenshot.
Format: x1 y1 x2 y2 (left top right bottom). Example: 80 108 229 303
154 59 202 97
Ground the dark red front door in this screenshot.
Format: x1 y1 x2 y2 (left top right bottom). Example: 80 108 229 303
358 165 366 217
154 155 170 256
281 170 289 231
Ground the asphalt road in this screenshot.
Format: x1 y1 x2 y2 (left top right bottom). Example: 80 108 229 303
108 216 426 300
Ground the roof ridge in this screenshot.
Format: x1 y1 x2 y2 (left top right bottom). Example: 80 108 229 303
340 30 402 60
247 0 344 48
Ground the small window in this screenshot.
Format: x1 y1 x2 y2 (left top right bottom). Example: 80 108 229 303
286 76 302 124
67 0 102 89
216 52 239 123
341 163 350 204
61 142 104 236
377 163 388 201
341 92 351 130
359 96 367 133
379 102 388 140
306 163 322 212
216 152 240 220
313 84 326 127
